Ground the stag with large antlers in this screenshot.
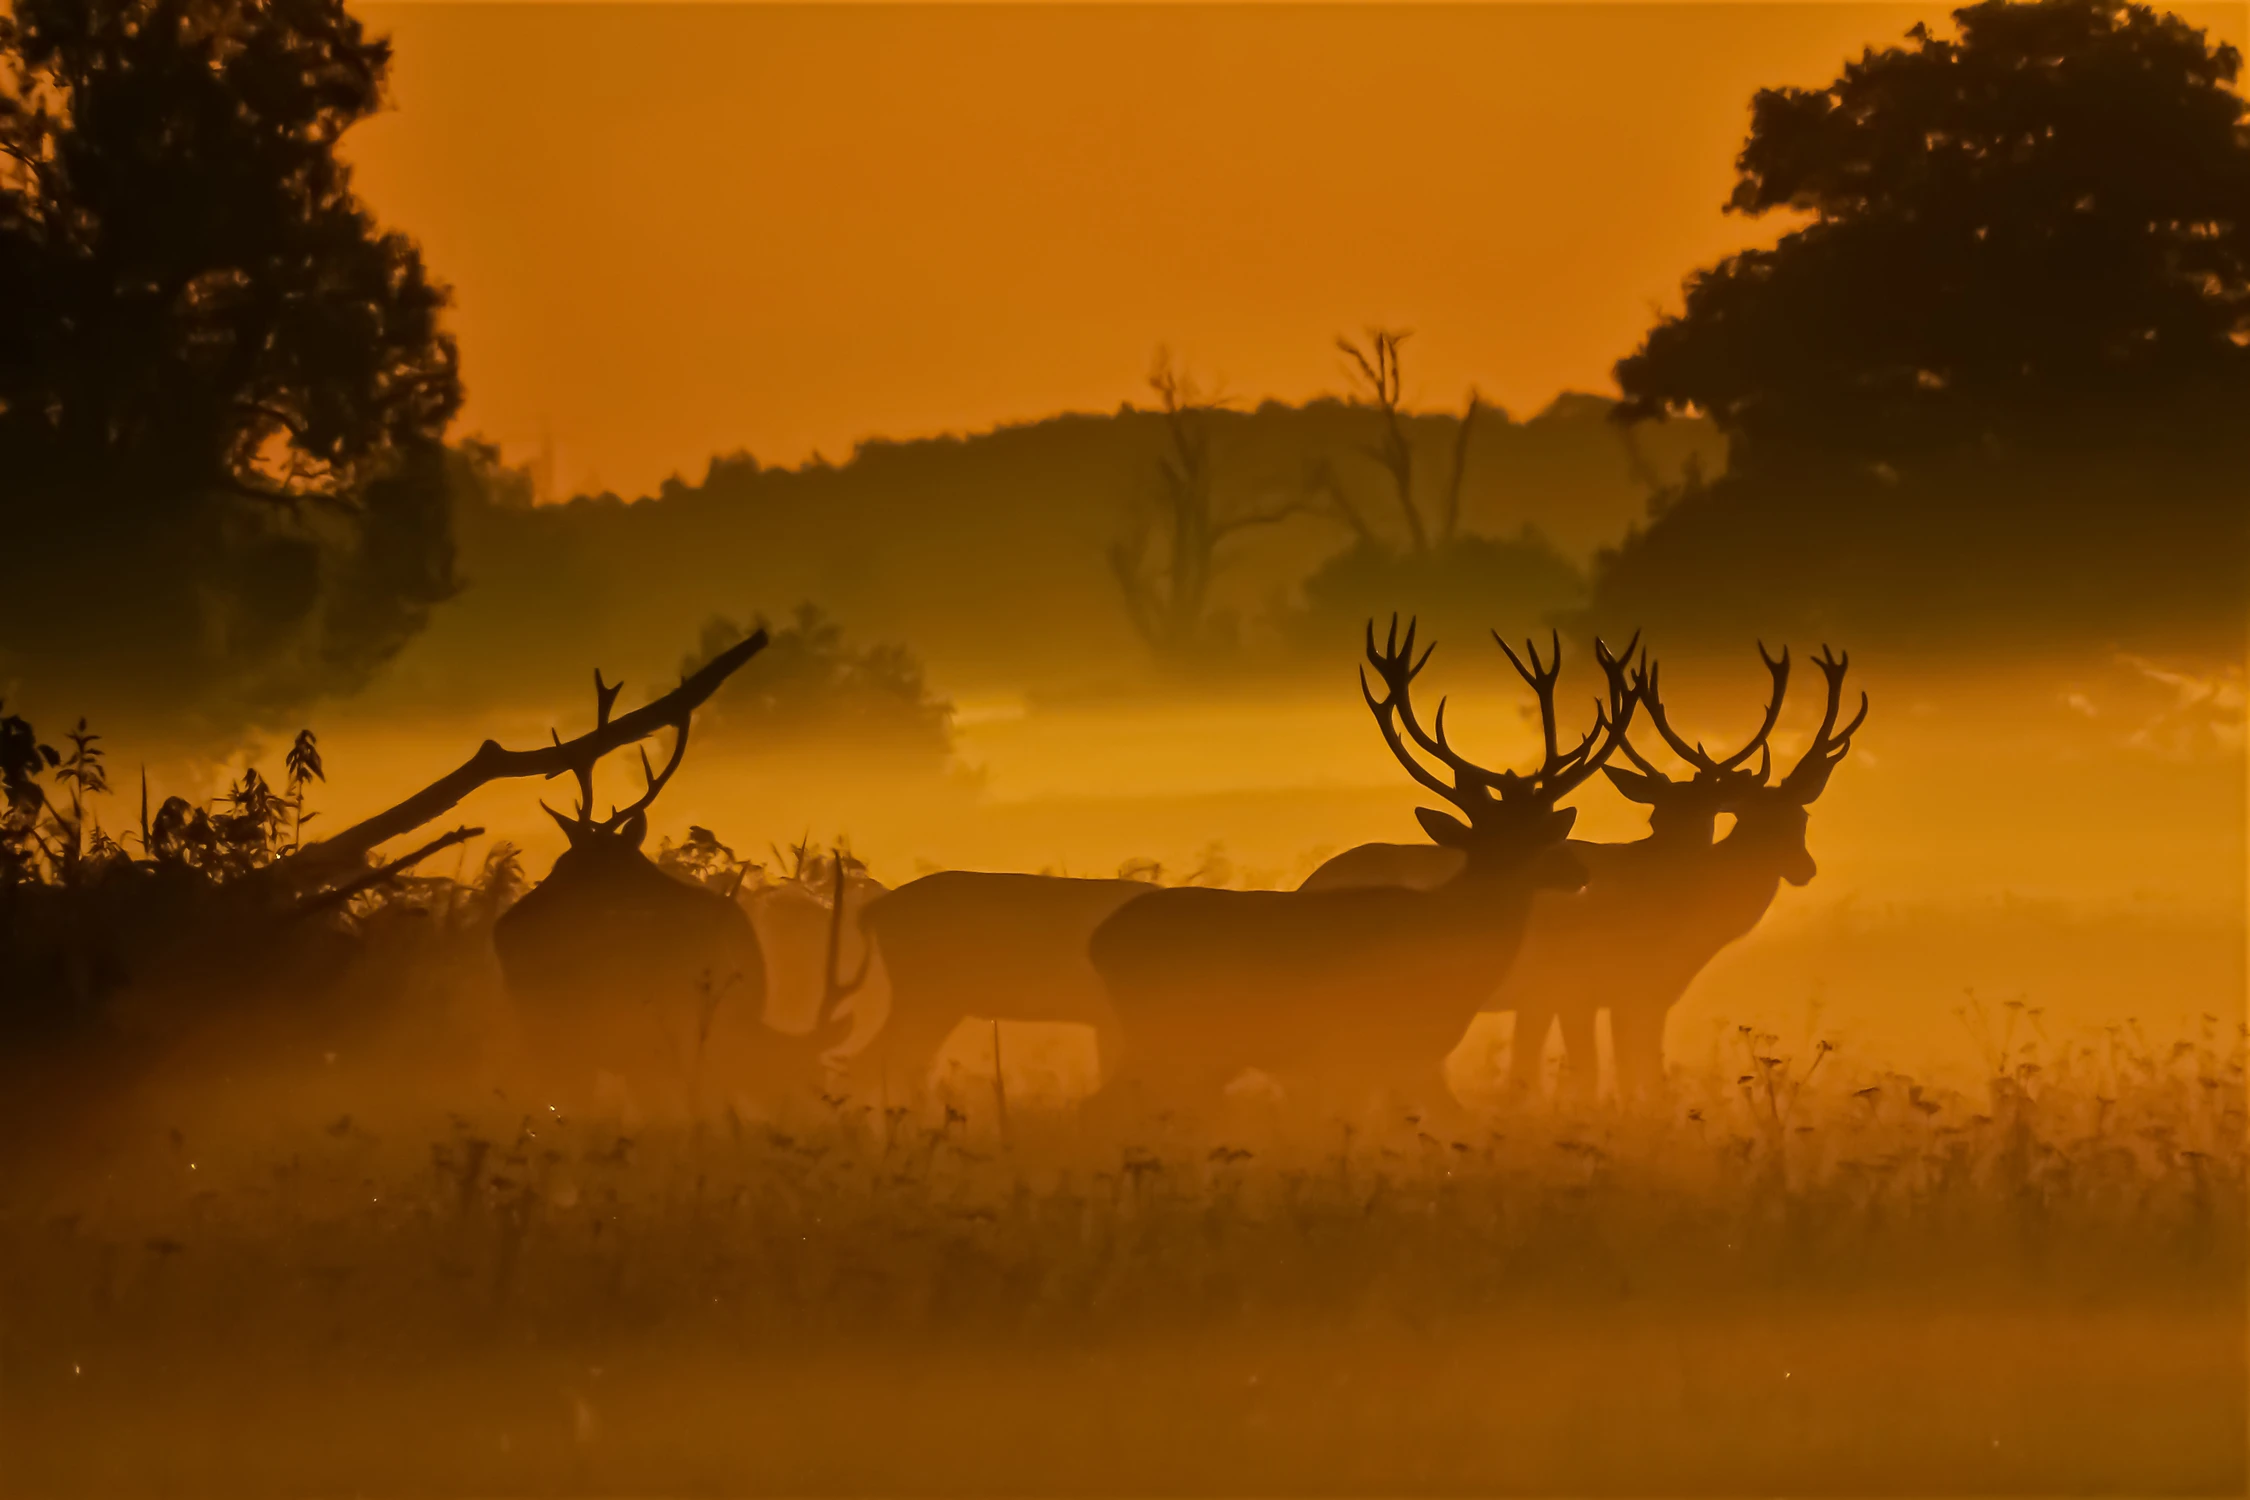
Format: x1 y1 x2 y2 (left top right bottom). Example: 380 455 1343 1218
490 655 851 1125
1306 643 1866 1108
1521 643 1865 1104
1087 617 1643 1130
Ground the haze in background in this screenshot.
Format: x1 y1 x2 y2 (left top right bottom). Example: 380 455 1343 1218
13 1 2239 1095
347 3 2250 498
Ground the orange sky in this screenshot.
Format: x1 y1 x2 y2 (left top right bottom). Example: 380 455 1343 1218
349 2 2250 500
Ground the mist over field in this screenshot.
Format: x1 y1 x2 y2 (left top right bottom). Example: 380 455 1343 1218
1 0 2246 1494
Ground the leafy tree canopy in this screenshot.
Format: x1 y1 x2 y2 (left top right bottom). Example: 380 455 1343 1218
1615 0 2250 469
1290 532 1587 664
1591 0 2249 656
682 605 954 768
0 0 464 733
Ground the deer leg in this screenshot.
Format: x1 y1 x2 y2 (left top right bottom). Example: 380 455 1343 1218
1090 1037 1237 1144
860 1007 964 1113
1549 1007 1600 1106
1500 1008 1548 1099
1513 1007 1570 1102
1607 1003 1670 1112
1402 1059 1480 1146
1087 1010 1130 1098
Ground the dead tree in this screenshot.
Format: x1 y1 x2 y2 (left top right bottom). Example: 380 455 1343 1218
248 628 771 910
1109 349 1313 667
1331 328 1484 552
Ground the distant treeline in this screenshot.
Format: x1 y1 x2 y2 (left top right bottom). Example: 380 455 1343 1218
6 0 2244 749
372 394 1720 710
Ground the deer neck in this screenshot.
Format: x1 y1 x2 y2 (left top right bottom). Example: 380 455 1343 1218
1421 858 1547 945
1690 831 1794 941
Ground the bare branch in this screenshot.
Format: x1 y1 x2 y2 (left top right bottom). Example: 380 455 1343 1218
1301 457 1380 548
1209 493 1322 540
1337 327 1426 552
292 824 485 918
260 629 769 895
1440 389 1482 545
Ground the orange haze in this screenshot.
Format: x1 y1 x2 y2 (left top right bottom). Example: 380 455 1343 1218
347 3 2245 500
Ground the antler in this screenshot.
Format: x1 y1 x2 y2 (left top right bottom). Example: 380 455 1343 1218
600 720 691 832
1780 645 1869 802
1360 616 1503 821
1642 643 1790 780
249 628 770 899
1361 616 1643 824
539 666 698 837
1504 630 1644 804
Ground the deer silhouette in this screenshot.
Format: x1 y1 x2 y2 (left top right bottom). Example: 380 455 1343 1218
852 870 1155 1104
491 668 850 1124
1555 644 1866 1103
1088 617 1642 1130
1302 644 1866 1108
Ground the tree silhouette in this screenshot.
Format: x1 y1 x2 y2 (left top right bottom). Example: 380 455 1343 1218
1595 0 2250 653
1325 328 1484 551
1615 0 2250 469
0 0 463 731
682 605 954 766
1108 350 1313 668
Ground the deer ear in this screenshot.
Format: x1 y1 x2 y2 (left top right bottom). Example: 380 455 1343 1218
1603 766 1666 804
619 810 649 848
1415 807 1475 848
1545 806 1579 839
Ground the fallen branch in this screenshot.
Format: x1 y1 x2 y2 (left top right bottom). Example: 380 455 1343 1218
293 825 486 919
259 628 770 898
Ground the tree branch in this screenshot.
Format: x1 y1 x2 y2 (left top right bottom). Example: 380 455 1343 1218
1210 494 1322 540
292 824 485 918
212 467 359 515
1301 457 1380 548
1440 389 1482 545
258 628 770 896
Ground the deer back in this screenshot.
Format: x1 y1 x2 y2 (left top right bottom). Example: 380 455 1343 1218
860 871 1155 1030
1296 842 1465 892
493 839 765 1016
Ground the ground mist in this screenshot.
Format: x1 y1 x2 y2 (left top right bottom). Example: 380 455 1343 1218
7 1016 2242 1497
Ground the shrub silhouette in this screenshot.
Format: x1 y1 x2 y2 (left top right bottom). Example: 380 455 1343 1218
682 605 953 767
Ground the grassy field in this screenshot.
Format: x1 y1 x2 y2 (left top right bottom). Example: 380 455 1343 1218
4 1014 2242 1497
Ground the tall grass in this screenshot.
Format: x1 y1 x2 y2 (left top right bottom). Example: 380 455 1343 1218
5 1014 2241 1495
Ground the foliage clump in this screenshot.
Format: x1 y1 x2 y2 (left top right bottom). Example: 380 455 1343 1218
681 605 953 767
0 0 467 733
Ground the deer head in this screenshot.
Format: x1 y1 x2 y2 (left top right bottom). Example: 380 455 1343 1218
538 668 690 871
1606 643 1791 844
1360 615 1644 889
1611 644 1867 886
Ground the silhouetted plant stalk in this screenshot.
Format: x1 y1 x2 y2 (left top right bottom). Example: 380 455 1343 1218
101 1015 2203 1337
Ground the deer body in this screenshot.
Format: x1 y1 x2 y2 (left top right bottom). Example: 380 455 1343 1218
1296 841 1462 893
494 833 769 1119
1299 645 1863 1108
1090 849 1581 1120
1504 822 1815 1102
488 651 853 1122
854 871 1153 1097
1087 618 1642 1128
